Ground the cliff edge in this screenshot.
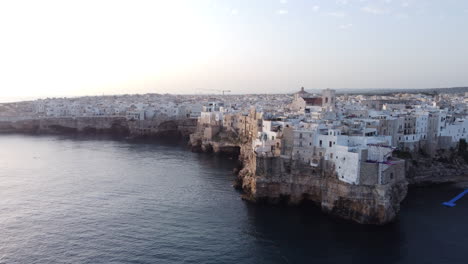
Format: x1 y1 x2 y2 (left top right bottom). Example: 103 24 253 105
190 129 408 225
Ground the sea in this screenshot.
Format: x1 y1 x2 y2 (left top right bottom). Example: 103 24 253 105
0 134 466 264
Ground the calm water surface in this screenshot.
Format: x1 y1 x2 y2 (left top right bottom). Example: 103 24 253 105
0 135 467 264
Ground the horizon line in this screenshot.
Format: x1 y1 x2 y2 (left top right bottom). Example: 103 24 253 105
1 86 467 103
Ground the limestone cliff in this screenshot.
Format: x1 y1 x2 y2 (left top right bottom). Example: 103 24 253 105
0 117 197 139
189 129 408 225
3 116 410 225
189 129 242 157
245 155 407 225
401 149 468 186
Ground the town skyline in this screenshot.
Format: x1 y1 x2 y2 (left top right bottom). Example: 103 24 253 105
2 86 468 104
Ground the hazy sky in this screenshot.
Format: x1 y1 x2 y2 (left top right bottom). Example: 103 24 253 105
0 0 467 98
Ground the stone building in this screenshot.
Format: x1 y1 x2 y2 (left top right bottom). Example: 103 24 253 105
321 88 336 112
290 87 323 114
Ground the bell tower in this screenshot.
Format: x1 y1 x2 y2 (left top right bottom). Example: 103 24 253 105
321 88 336 112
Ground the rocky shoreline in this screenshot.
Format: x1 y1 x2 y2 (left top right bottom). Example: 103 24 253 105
0 117 197 140
403 151 468 187
189 136 408 225
1 116 467 225
187 121 467 225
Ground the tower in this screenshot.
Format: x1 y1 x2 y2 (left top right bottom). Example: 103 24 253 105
322 88 336 112
294 87 308 100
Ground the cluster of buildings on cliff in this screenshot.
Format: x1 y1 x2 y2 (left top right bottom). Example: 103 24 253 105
0 93 291 122
194 88 468 185
1 89 467 186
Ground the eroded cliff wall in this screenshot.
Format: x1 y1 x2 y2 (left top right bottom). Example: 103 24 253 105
189 130 408 225
248 156 408 224
0 117 197 139
396 149 468 185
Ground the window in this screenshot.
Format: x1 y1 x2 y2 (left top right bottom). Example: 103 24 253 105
319 140 322 147
329 141 332 147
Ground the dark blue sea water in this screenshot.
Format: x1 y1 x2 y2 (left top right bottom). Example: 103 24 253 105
0 135 467 264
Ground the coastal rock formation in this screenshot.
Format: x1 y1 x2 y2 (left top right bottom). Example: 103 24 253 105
189 129 241 157
403 150 468 186
189 130 408 225
320 179 407 224
1 115 412 225
0 117 197 139
245 155 407 225
0 117 130 135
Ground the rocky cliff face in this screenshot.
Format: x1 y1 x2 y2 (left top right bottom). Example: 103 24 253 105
321 179 407 224
245 156 407 225
189 129 242 157
0 117 197 140
0 117 131 135
3 117 410 225
400 150 468 186
406 159 468 185
190 130 408 225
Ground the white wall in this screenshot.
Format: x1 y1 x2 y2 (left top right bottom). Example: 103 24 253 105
441 119 468 143
334 145 361 184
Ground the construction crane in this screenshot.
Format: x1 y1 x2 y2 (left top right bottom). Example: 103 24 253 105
200 89 231 95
